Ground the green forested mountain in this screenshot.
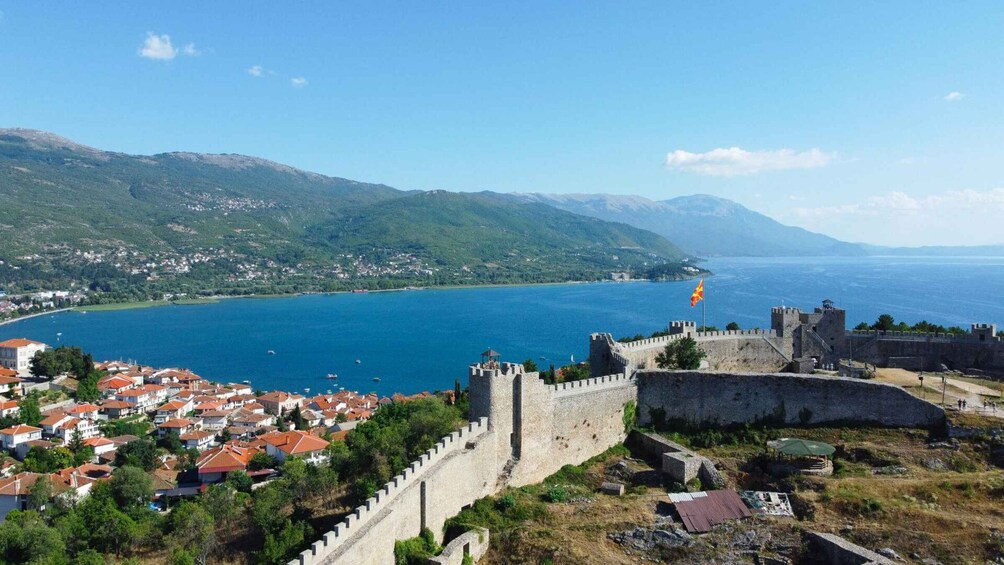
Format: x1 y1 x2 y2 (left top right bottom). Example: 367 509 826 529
0 129 692 297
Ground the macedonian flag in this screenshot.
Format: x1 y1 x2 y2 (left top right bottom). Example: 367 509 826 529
690 279 704 307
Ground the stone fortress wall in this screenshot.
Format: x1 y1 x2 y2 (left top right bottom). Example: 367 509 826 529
296 299 976 565
636 371 945 429
593 301 1004 376
299 363 635 565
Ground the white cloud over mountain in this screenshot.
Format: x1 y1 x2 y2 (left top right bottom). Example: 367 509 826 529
665 147 834 176
789 187 1004 246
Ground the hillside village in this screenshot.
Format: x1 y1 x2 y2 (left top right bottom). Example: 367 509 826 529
0 336 441 524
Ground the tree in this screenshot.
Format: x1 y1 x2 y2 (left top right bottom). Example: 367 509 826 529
23 446 74 473
225 470 254 494
726 321 741 331
655 337 706 370
697 325 719 332
75 374 101 403
27 476 52 512
522 358 538 373
29 346 95 380
290 405 307 431
248 451 278 472
17 395 42 427
202 484 245 528
0 510 68 565
115 439 159 471
110 466 154 510
872 314 896 331
167 501 215 565
854 322 870 331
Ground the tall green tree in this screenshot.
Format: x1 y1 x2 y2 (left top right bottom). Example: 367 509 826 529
17 395 42 427
110 466 154 510
167 501 216 565
655 337 706 370
0 510 68 565
27 476 52 512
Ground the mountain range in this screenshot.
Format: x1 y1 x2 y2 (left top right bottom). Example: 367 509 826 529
1 128 999 299
0 129 691 296
515 193 866 257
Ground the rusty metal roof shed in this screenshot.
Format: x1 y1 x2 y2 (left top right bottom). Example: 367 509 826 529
673 490 753 533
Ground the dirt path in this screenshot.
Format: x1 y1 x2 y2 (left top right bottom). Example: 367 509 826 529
874 368 1004 418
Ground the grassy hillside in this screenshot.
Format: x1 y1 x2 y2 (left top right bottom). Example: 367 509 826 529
0 129 695 297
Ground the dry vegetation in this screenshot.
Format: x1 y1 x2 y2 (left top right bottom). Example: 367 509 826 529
471 406 1003 565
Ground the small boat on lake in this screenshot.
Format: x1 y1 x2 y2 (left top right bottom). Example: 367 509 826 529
267 350 276 355
355 359 361 364
326 373 338 380
372 377 381 382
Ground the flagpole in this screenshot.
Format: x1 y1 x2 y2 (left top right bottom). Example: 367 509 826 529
702 285 706 331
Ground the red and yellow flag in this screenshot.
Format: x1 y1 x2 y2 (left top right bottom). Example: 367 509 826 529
690 279 704 307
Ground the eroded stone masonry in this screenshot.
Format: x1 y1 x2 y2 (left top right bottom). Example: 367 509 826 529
292 300 989 565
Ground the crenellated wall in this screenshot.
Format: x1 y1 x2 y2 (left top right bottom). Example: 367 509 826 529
590 330 789 376
293 418 496 565
636 371 945 429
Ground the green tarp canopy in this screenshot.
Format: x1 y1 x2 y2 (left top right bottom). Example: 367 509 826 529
767 438 835 457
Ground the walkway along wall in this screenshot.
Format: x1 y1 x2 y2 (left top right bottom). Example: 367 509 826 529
636 371 945 429
590 331 791 377
296 362 636 565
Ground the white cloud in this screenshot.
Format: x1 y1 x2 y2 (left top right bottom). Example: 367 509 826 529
139 32 178 60
182 43 200 56
248 65 264 77
291 77 308 88
944 91 965 102
789 187 1004 246
664 147 834 176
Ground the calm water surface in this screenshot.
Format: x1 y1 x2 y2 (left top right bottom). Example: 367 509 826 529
3 256 1003 395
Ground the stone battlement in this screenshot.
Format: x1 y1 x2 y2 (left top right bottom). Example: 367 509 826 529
771 307 802 315
292 418 489 565
613 328 777 351
847 329 1002 343
469 361 525 379
550 372 633 397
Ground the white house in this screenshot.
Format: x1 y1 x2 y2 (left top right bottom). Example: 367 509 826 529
0 425 42 451
0 338 47 377
0 400 19 419
262 431 330 464
39 412 75 437
54 418 100 442
0 373 23 397
179 430 215 451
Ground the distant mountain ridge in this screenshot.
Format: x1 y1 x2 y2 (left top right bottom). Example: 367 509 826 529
0 129 692 296
516 193 868 257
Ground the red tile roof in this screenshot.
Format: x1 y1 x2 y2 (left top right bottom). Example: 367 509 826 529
0 338 44 348
261 430 330 456
0 424 41 435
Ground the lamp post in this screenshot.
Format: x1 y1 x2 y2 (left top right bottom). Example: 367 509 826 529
941 374 947 407
918 373 925 401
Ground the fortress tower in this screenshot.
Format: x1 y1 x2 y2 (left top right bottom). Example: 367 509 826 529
468 352 551 484
669 320 696 338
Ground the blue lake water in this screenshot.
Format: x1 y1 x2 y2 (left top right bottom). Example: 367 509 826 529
2 256 1003 396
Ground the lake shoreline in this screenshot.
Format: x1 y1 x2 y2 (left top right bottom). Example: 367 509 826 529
57 276 706 316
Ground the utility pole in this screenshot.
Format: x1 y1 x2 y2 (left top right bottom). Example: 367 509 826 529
941 374 947 407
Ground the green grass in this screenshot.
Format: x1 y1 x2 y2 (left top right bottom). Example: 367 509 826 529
171 298 220 305
74 301 171 312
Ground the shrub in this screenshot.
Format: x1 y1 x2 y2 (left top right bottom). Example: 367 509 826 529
544 485 568 503
496 494 516 511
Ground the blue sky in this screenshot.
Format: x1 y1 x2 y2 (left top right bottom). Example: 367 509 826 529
1 3 1002 246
